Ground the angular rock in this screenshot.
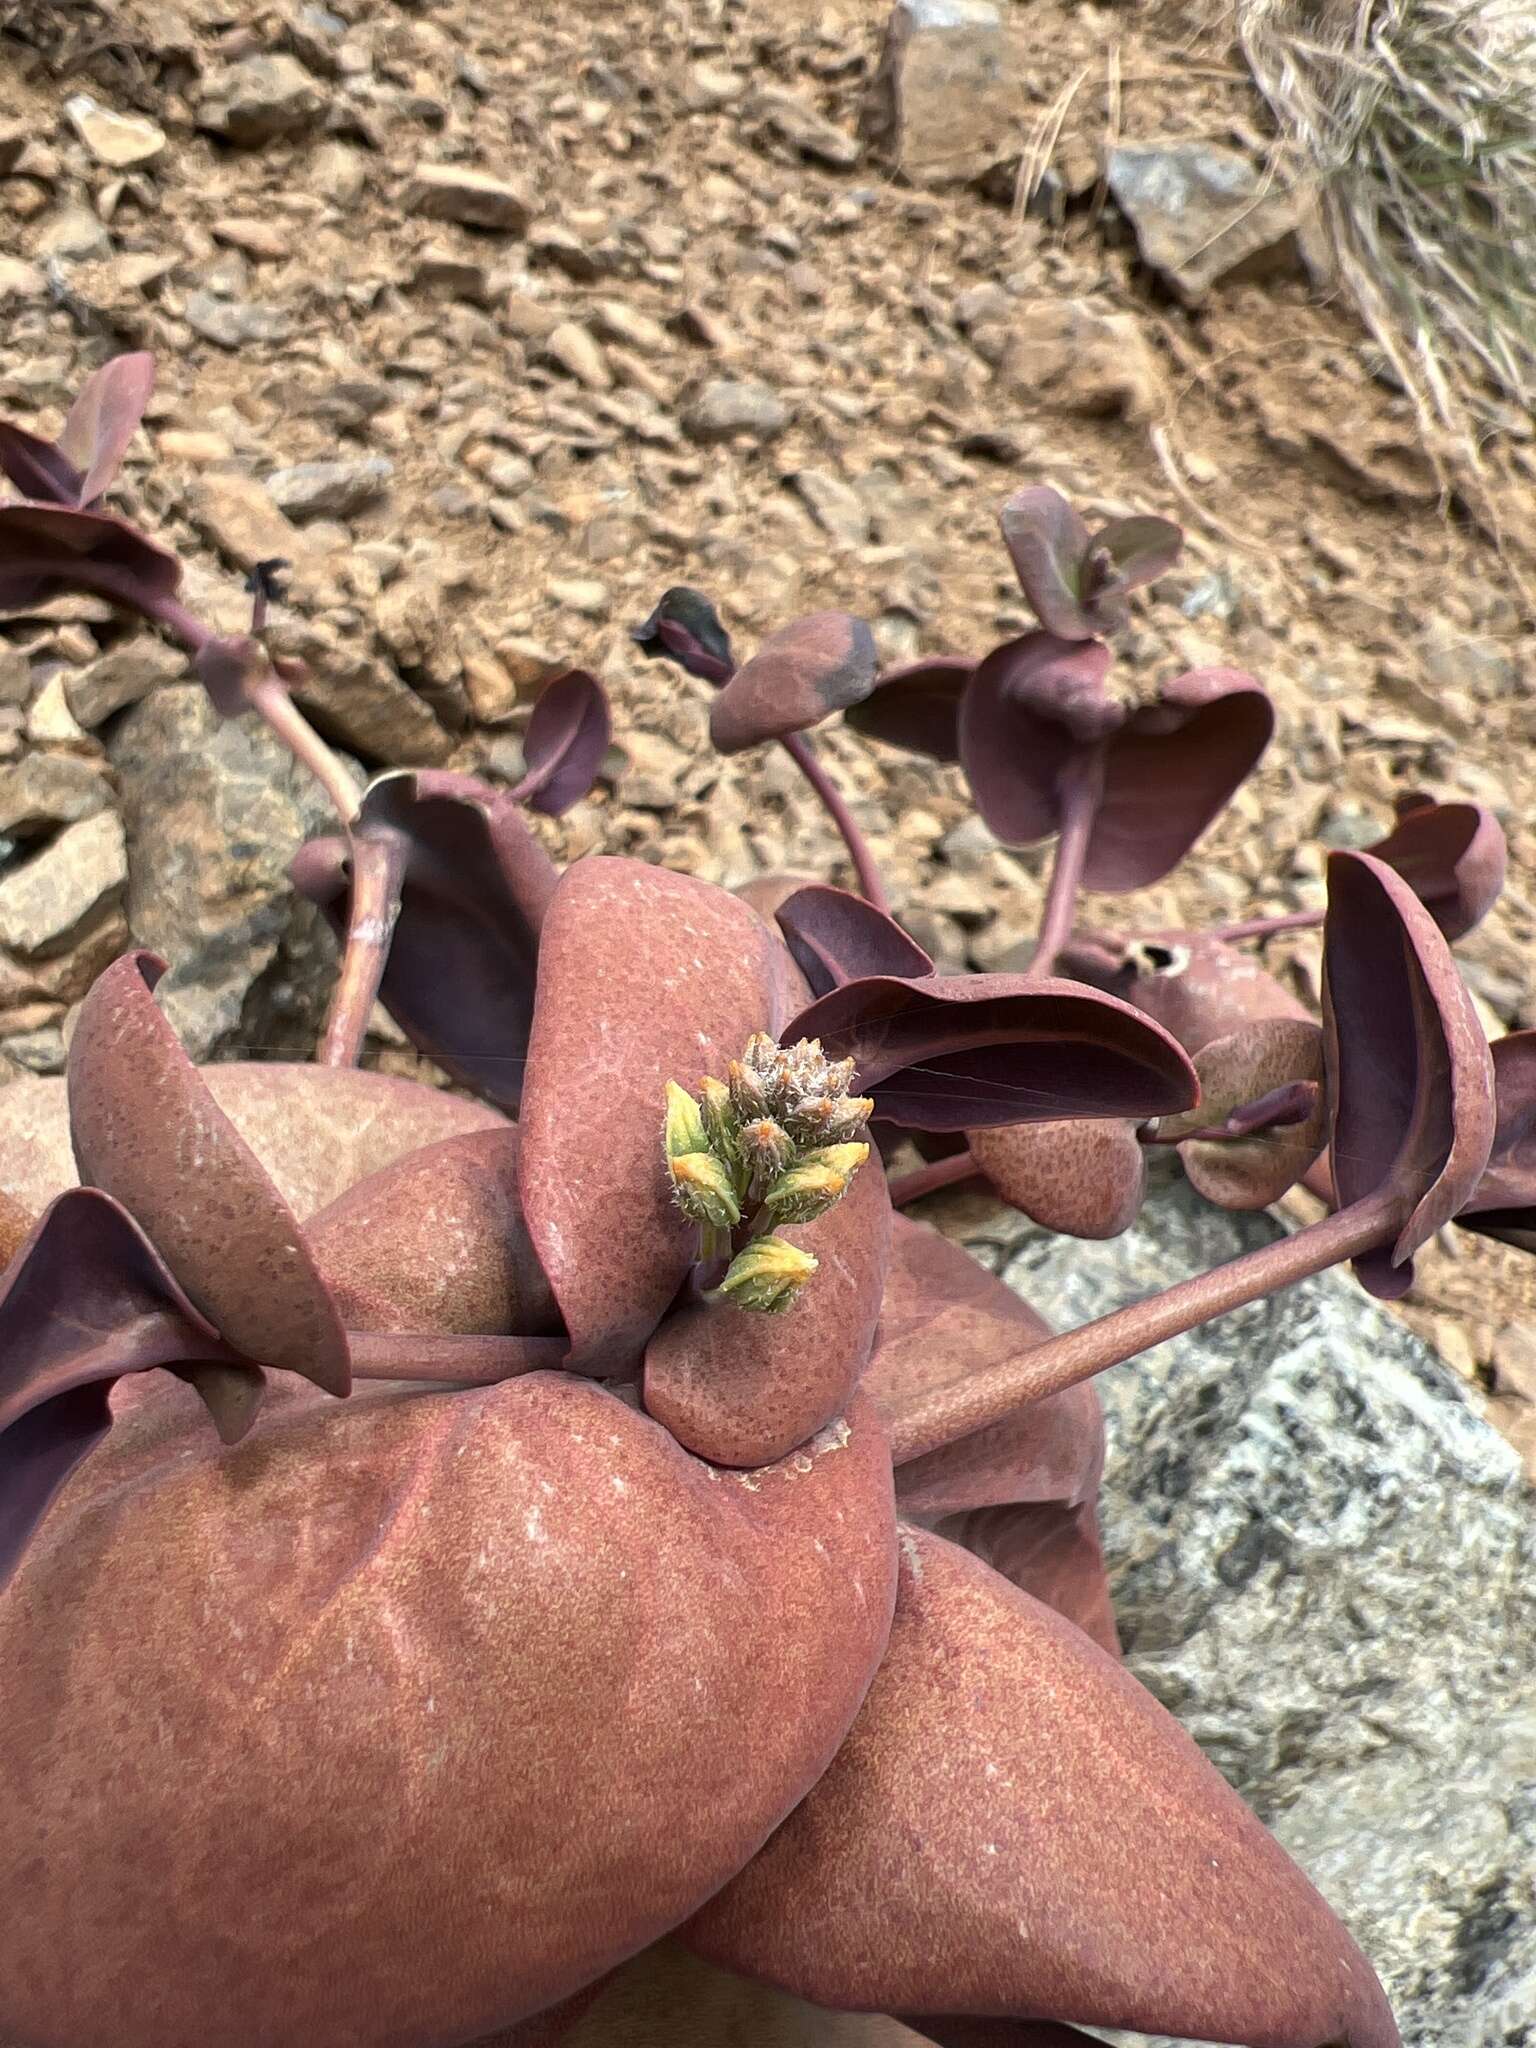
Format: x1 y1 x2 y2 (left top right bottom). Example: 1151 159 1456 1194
789 468 872 546
183 291 294 349
198 55 326 144
267 613 455 766
109 685 342 1060
0 809 126 959
266 458 394 521
0 256 45 304
65 638 184 728
1106 143 1309 305
751 88 861 169
590 299 670 355
538 321 611 391
187 472 305 573
403 163 531 233
64 94 166 168
863 0 1021 187
961 1175 1536 2045
0 645 31 706
682 378 790 445
1000 297 1167 423
0 754 112 837
24 671 90 747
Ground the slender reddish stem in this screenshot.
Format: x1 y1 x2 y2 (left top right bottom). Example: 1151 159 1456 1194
318 829 408 1068
1029 744 1106 980
888 1190 1400 1464
1206 909 1323 945
248 674 359 832
886 1150 983 1206
348 1331 568 1384
779 730 891 915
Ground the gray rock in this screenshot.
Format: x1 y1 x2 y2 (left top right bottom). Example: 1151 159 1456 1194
184 291 294 349
266 458 394 521
403 163 531 233
1106 143 1309 305
0 753 111 837
789 468 872 547
0 809 126 958
64 94 167 168
187 472 306 573
109 686 342 1060
862 0 1021 187
65 638 184 728
198 55 326 144
750 87 861 169
966 1177 1535 2045
682 378 790 445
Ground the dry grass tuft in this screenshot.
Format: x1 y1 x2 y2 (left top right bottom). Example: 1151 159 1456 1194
1239 0 1536 452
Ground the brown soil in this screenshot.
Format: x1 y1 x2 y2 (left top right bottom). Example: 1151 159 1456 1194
1 0 1532 1471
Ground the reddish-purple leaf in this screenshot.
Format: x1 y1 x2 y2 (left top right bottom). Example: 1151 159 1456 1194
1063 930 1311 1053
519 857 798 1376
1083 667 1274 889
1323 850 1495 1297
957 634 1112 847
710 610 879 753
1368 794 1507 941
1454 1029 1536 1249
67 951 351 1393
515 668 612 817
0 1374 898 2047
924 1497 1119 1659
774 882 933 998
291 770 558 1113
644 1151 890 1467
787 973 1196 1131
735 869 822 923
1093 512 1183 592
968 1117 1147 1237
998 486 1099 640
685 1527 1398 2048
843 656 973 762
1159 1019 1328 1210
58 351 156 507
631 586 735 684
0 500 181 614
0 421 85 505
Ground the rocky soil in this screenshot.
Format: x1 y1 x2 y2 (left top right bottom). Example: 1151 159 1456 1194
1 0 1534 1468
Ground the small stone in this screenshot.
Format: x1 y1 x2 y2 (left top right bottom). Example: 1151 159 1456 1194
0 754 111 836
589 299 669 354
403 163 531 233
0 810 126 959
1106 143 1308 305
682 378 790 445
687 62 744 107
25 671 91 747
64 94 167 168
198 56 326 145
210 216 291 262
999 298 1166 423
621 729 691 809
537 322 611 391
409 247 489 302
266 458 393 521
546 578 609 619
188 472 305 572
750 87 861 169
65 638 184 727
312 142 367 206
1491 1322 1536 1403
863 0 1021 186
0 646 29 707
156 429 234 466
0 120 26 176
34 206 111 263
0 256 45 302
494 637 562 690
789 469 871 546
183 291 293 349
459 647 521 724
527 224 604 282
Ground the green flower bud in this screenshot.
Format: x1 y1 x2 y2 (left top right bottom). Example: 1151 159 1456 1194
663 1080 708 1160
785 1092 874 1143
698 1075 737 1150
714 1235 818 1314
802 1141 871 1181
669 1150 741 1231
761 1160 850 1226
728 1057 771 1121
739 1117 795 1180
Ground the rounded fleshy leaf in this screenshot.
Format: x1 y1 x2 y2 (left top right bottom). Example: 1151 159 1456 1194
519 858 796 1375
685 1528 1398 2048
710 611 879 753
0 1185 34 1270
292 770 558 1113
968 1117 1146 1238
632 586 735 684
67 952 350 1392
0 500 181 613
307 1126 561 1339
787 973 1196 1132
842 657 972 762
998 486 1100 640
0 1374 898 2047
1324 850 1495 1297
734 869 822 923
58 351 156 507
1368 793 1507 941
1093 512 1183 593
1063 930 1310 1053
0 421 84 505
1162 1019 1328 1210
924 1497 1119 1659
517 668 612 817
643 1147 890 1466
1455 1029 1536 1247
0 1062 505 1223
774 883 934 999
1083 668 1274 889
0 1187 242 1587
957 634 1114 847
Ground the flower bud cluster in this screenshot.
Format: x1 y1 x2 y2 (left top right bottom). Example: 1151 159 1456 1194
662 1037 873 1313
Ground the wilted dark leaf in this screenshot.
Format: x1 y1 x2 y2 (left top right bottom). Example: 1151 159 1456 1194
631 587 735 684
515 668 612 817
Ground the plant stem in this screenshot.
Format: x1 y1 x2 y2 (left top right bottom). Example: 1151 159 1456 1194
318 829 408 1068
779 730 891 915
1029 745 1106 980
348 1332 568 1384
1206 908 1323 944
888 1190 1400 1464
886 1150 983 1206
248 673 360 832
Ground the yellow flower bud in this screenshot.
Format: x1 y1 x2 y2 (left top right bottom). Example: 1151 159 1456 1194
715 1235 818 1314
761 1160 849 1226
663 1080 708 1161
669 1150 741 1231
